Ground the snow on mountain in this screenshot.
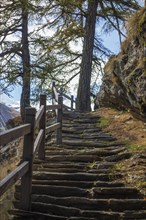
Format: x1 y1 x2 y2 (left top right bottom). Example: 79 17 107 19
0 94 20 110
0 103 20 132
0 95 20 132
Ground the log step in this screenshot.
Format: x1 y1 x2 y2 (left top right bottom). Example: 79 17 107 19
31 180 125 188
44 147 126 157
33 161 117 170
9 111 146 219
16 185 141 199
12 201 146 219
44 155 102 163
32 172 123 181
33 167 116 174
14 194 146 211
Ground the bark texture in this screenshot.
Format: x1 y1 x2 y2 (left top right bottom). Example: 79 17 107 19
21 2 31 121
77 0 98 112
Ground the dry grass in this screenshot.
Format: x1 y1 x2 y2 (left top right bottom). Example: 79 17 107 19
126 8 146 41
121 8 146 53
96 107 146 146
95 107 146 196
104 55 118 75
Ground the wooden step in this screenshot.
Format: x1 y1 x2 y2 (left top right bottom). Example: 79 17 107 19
15 200 146 219
33 167 115 174
44 155 102 163
16 184 140 199
13 201 123 218
15 194 146 211
29 180 125 188
90 187 142 199
44 147 126 157
63 111 100 120
62 139 124 148
104 152 131 162
9 209 67 220
16 184 87 198
62 123 95 129
33 161 117 170
62 133 116 141
62 127 102 134
9 111 146 219
32 172 123 181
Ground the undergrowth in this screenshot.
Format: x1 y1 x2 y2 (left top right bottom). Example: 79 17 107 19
99 117 110 128
127 144 146 152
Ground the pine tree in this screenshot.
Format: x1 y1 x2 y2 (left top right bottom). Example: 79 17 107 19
76 0 140 112
77 0 98 112
0 0 141 116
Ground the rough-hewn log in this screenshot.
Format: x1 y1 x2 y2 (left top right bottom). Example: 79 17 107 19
35 105 44 128
46 104 61 110
20 107 36 210
0 124 31 146
38 94 46 160
0 161 29 196
46 123 60 134
33 129 44 157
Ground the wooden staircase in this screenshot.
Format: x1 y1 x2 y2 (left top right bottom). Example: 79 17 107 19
11 111 146 219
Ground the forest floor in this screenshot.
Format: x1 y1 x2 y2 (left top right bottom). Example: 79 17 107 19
95 107 146 198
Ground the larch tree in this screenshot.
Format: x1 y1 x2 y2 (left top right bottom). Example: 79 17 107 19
0 0 36 119
0 0 65 119
0 0 142 117
77 0 98 112
21 0 31 119
76 0 141 112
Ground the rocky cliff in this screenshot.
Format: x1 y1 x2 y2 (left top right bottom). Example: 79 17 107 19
96 8 146 121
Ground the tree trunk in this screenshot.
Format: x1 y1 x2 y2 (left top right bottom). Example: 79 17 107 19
77 0 98 112
21 2 31 121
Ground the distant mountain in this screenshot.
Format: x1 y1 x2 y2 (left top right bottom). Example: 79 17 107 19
0 103 20 132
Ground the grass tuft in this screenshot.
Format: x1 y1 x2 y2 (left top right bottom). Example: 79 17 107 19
127 144 146 152
99 117 110 128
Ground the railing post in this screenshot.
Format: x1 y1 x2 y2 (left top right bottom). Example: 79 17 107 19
56 90 63 145
52 81 55 104
20 107 36 211
71 95 74 111
75 98 77 110
38 94 46 160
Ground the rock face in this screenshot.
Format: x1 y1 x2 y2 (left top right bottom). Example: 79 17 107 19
0 103 20 131
96 9 146 121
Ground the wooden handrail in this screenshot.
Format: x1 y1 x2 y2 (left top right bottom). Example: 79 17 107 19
33 129 44 157
46 104 61 110
0 124 31 146
0 84 74 210
38 94 46 160
46 123 60 134
53 86 59 101
63 103 72 110
35 105 44 128
62 92 76 103
0 161 29 196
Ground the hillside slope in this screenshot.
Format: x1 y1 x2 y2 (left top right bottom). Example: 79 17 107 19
96 107 146 197
0 103 20 131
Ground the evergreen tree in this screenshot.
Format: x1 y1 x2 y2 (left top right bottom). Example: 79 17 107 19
77 0 98 112
0 0 63 119
76 0 140 112
0 0 142 116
